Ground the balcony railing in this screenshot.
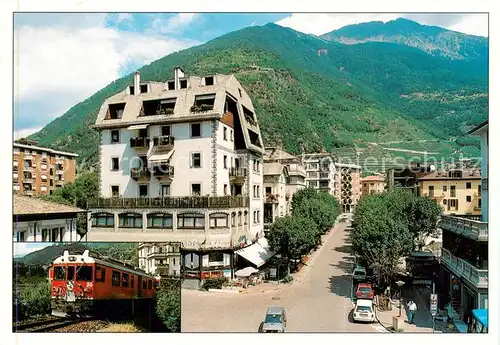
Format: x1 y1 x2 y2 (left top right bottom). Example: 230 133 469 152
229 167 247 179
87 196 250 209
130 137 150 148
153 135 175 147
265 193 279 203
22 177 33 184
153 165 174 177
441 248 488 289
23 166 33 172
319 172 330 179
440 215 488 241
131 167 151 180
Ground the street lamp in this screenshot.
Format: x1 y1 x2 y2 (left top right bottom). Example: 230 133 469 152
396 280 405 317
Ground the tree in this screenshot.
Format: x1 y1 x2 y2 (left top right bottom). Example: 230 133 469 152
291 187 318 211
406 196 442 250
155 279 181 332
294 197 335 238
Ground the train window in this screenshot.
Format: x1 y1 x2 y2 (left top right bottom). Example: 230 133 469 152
112 270 121 287
54 266 66 280
131 275 134 289
67 266 75 281
142 280 147 289
95 266 106 283
122 273 129 288
148 280 152 290
76 265 93 281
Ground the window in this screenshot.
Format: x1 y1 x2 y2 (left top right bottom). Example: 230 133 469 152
466 182 472 189
67 266 75 281
428 186 434 198
111 130 120 143
142 280 147 290
122 273 129 288
54 266 66 280
95 266 106 283
108 103 125 120
119 213 143 228
177 213 205 229
76 266 93 281
231 213 236 227
443 199 447 205
223 155 228 169
230 130 233 142
92 213 114 227
209 213 229 228
192 94 216 112
253 211 257 223
443 185 447 192
191 183 201 196
167 81 175 90
478 185 481 197
223 184 228 196
209 252 223 262
191 123 201 137
139 185 148 197
466 195 472 202
450 186 456 198
191 153 201 168
238 212 242 225
112 271 121 287
180 79 188 89
142 98 176 116
131 275 135 289
140 84 148 93
257 211 260 223
238 88 242 97
478 199 482 208
223 127 228 140
111 158 119 171
129 86 135 95
253 185 257 197
147 280 153 290
244 211 248 225
205 76 214 86
449 199 457 208
160 184 170 197
147 213 173 228
111 185 120 197
161 126 171 136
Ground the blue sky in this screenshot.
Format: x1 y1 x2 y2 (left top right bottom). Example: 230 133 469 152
13 13 488 139
14 243 51 257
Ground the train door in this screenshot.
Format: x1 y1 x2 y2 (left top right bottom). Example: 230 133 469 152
138 275 143 298
66 265 76 302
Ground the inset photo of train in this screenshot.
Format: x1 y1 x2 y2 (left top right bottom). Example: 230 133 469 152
12 242 181 333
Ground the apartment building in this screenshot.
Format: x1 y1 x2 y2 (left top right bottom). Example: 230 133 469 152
336 162 362 213
13 140 78 197
13 195 85 242
138 242 181 277
262 146 306 233
303 152 337 195
361 175 386 196
417 169 482 216
438 120 488 333
87 67 265 280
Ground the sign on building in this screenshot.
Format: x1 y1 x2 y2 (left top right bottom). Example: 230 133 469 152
430 293 438 316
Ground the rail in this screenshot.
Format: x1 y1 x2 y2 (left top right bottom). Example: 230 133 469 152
441 248 488 288
440 215 487 240
88 196 250 209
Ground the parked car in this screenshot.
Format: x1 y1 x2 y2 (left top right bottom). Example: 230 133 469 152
352 266 367 282
356 283 374 300
261 307 287 333
353 299 375 323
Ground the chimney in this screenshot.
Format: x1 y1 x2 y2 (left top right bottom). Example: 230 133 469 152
134 71 141 95
174 67 185 90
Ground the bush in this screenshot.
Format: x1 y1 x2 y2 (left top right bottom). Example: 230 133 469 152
155 279 181 332
202 277 228 290
15 280 51 320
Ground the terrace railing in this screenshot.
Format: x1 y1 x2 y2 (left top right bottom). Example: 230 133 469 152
441 248 488 289
440 215 488 241
88 196 250 209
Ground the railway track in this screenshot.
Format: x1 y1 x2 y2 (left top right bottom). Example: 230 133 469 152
14 317 89 333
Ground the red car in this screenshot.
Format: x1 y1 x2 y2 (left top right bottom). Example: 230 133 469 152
356 283 374 300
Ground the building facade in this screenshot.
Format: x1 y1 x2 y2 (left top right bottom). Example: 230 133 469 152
13 140 78 197
138 242 181 277
417 169 482 216
303 152 337 195
437 121 488 332
13 195 85 242
336 163 362 213
87 67 265 280
361 175 386 196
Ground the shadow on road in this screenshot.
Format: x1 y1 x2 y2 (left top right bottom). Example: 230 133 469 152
328 273 352 299
347 308 356 324
258 322 263 333
334 245 352 254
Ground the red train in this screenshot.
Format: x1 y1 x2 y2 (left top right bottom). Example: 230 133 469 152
49 249 158 317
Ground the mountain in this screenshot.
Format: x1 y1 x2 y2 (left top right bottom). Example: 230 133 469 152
20 243 89 265
320 18 488 61
28 21 488 171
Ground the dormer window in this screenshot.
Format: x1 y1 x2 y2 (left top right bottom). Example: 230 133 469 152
167 81 175 90
140 84 148 93
180 79 188 89
129 86 135 95
205 76 214 86
191 94 216 113
107 103 126 120
142 98 176 116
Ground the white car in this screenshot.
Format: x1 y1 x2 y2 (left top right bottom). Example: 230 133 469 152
353 299 375 323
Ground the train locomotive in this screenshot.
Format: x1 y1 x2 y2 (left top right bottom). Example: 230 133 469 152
49 250 158 318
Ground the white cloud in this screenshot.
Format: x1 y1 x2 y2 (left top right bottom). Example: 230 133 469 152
14 126 43 139
275 13 488 37
151 13 200 34
14 17 200 131
117 13 132 23
14 243 51 257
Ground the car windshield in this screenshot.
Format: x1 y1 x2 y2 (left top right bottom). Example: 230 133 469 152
359 287 371 293
354 270 365 275
356 306 372 312
265 314 282 323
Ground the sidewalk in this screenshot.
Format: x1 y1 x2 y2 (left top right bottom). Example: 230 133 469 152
375 286 458 333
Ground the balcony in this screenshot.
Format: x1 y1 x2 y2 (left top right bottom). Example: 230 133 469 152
131 167 151 181
440 215 488 241
229 167 247 181
130 137 150 149
87 196 250 209
441 248 488 289
152 165 174 178
22 177 34 184
23 166 33 172
319 172 330 180
265 193 279 203
23 190 34 196
153 135 175 148
24 154 33 159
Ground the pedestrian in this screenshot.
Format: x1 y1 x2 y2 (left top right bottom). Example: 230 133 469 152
407 300 417 324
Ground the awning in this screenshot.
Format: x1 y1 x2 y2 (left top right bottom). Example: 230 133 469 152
235 267 259 277
128 124 148 130
149 150 174 164
235 237 275 268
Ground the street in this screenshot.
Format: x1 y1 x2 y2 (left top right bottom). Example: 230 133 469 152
182 221 389 332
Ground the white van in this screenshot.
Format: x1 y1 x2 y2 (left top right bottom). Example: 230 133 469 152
353 299 375 323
